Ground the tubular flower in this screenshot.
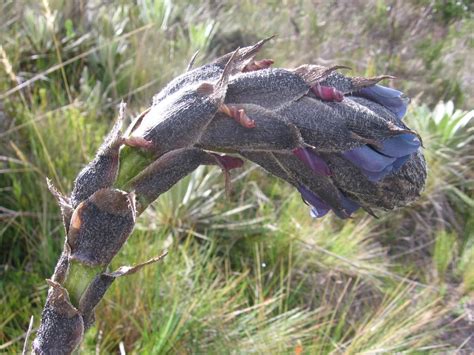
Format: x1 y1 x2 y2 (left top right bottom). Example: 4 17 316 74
293 147 331 176
297 184 331 218
357 84 409 121
342 133 421 182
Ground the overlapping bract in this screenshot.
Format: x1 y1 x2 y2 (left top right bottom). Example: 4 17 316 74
124 39 426 219
68 38 426 221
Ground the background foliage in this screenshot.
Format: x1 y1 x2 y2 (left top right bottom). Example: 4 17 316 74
0 0 473 353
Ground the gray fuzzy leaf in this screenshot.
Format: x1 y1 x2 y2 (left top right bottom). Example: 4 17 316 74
32 281 83 355
70 108 125 208
67 189 136 267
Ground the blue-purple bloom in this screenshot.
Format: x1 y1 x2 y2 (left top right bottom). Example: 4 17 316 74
342 146 396 172
343 85 420 181
375 133 420 157
297 185 331 218
358 84 409 121
262 80 421 218
298 184 360 219
391 154 410 170
342 133 421 182
340 193 360 215
293 147 331 176
295 83 420 218
294 148 362 218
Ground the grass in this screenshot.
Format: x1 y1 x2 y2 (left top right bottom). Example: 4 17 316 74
1 0 473 353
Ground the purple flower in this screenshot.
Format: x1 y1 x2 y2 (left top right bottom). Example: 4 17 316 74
361 165 394 182
340 193 360 216
298 185 360 219
293 147 331 176
297 185 331 218
391 154 410 170
358 84 409 121
342 146 396 173
374 133 421 158
342 133 421 182
293 149 362 218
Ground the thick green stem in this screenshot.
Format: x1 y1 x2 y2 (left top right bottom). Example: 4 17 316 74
115 146 155 189
63 261 103 306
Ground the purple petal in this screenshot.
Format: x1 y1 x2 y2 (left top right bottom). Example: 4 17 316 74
375 134 420 158
392 154 410 171
310 206 330 218
362 164 394 182
298 185 331 218
293 148 331 176
360 155 410 182
340 193 360 215
358 84 409 120
332 210 349 219
342 145 396 172
329 193 360 219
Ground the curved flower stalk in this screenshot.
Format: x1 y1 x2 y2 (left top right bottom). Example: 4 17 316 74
32 39 426 353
